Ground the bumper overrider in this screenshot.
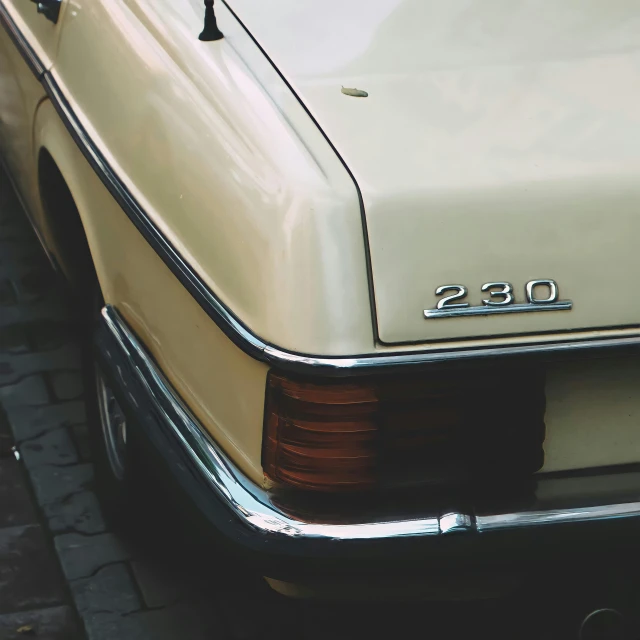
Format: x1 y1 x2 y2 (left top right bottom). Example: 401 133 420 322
95 305 640 581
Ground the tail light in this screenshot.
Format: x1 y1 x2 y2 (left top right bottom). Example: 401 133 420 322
263 366 546 493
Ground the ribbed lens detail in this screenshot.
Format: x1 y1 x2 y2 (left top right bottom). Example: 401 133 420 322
263 367 546 493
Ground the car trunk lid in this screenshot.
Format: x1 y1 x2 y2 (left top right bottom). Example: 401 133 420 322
225 0 640 345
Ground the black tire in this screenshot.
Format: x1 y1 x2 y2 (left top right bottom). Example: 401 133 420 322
80 286 143 528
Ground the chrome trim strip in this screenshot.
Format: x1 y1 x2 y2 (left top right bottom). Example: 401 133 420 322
3 4 640 374
100 304 640 541
39 76 640 374
440 512 475 534
101 305 441 540
41 74 270 366
476 502 640 532
258 335 640 374
0 1 45 77
425 301 573 319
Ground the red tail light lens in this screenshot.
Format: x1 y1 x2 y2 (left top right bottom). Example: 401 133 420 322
263 367 546 493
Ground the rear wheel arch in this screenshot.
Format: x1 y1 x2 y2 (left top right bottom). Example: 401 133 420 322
34 105 143 520
36 145 97 295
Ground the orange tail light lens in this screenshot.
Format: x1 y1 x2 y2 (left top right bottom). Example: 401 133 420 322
263 367 546 493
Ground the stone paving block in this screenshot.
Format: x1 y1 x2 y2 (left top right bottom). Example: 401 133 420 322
20 427 79 469
28 320 74 351
55 532 131 580
0 239 43 265
0 293 71 328
71 563 142 616
46 490 106 535
0 374 49 408
0 277 17 304
0 344 82 385
0 360 12 380
0 605 79 640
50 370 84 401
0 323 29 353
0 250 40 270
0 525 66 613
0 429 11 456
0 437 11 457
131 560 181 608
0 458 38 527
83 603 220 640
18 269 55 302
6 401 86 442
30 463 94 507
71 423 92 462
0 404 12 457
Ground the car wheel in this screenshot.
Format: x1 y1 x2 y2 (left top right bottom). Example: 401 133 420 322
83 293 142 526
94 363 128 484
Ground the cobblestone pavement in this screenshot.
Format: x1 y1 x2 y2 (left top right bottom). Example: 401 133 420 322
0 167 257 640
3 163 640 640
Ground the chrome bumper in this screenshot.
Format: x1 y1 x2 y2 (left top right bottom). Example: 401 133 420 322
99 305 640 543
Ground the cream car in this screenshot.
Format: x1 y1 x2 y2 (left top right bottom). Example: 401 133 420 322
2 0 640 598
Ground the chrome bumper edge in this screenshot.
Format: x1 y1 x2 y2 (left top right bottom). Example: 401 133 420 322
99 305 640 542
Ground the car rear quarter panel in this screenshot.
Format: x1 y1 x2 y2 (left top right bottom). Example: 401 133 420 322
34 98 269 485
51 0 374 357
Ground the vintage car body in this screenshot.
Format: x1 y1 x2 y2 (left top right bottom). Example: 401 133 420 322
2 0 640 595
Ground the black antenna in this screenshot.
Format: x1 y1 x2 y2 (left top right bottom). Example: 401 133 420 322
199 0 224 41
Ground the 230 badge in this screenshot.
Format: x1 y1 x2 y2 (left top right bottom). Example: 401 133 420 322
424 279 573 319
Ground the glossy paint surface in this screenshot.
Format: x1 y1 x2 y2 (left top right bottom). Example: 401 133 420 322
5 0 62 68
2 0 640 478
544 357 640 472
227 0 640 344
51 0 374 356
31 99 269 483
0 0 58 224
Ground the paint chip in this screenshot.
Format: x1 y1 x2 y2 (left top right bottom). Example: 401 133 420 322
341 87 368 98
